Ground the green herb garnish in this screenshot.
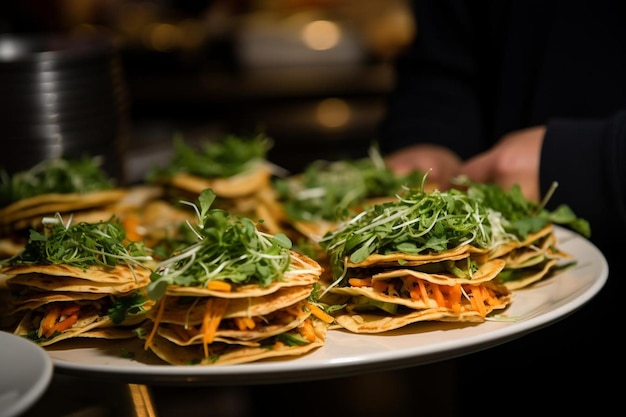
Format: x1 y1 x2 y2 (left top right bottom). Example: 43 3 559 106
1 213 152 270
273 145 426 222
0 157 115 207
148 132 273 181
319 187 516 281
148 189 293 300
458 177 591 238
108 292 152 324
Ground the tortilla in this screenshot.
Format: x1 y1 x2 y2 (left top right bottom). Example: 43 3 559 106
146 317 327 365
154 285 314 325
157 299 313 345
331 275 511 311
0 189 127 228
167 163 272 198
500 258 560 290
333 307 487 333
1 264 152 285
487 224 554 259
345 245 476 268
6 271 150 294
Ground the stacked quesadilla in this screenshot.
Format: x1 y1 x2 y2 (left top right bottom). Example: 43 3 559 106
141 189 332 365
148 133 285 235
317 180 588 333
0 157 126 258
0 213 155 345
267 147 428 284
271 146 427 244
459 178 589 290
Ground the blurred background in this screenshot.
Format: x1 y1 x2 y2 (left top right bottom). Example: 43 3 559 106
0 0 416 181
3 3 460 417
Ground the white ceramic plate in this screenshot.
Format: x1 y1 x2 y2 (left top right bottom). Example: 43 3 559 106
0 331 53 417
48 226 608 385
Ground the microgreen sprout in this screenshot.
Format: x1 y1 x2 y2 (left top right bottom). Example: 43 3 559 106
319 187 518 281
1 213 153 273
148 189 294 300
273 144 426 222
0 157 115 207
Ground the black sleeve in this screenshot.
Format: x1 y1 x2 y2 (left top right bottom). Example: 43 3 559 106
378 0 490 159
541 110 626 252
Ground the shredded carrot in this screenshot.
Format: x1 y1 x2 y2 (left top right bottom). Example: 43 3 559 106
144 296 167 350
432 284 445 307
448 284 463 314
40 304 62 338
471 286 487 317
60 304 80 316
306 302 334 324
348 277 373 287
206 280 232 292
234 316 256 330
372 280 388 292
299 319 316 342
48 314 79 336
418 280 429 304
201 298 229 357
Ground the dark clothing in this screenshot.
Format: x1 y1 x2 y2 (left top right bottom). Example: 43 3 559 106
380 0 626 254
380 0 626 413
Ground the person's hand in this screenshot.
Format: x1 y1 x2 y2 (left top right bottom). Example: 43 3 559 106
457 126 545 201
384 144 462 190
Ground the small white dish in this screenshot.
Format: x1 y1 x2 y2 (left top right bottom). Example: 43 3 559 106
0 331 53 417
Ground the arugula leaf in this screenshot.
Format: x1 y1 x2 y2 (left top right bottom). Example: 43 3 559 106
148 189 293 300
460 178 591 238
107 292 151 324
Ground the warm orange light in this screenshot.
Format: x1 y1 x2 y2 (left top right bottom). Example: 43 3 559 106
301 20 341 51
316 98 351 128
144 23 182 52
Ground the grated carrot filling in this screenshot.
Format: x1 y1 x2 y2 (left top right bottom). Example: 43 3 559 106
48 315 78 336
40 304 61 338
348 277 373 287
201 298 229 357
306 302 334 324
431 284 445 307
206 280 232 292
471 286 487 317
234 316 256 330
418 280 429 303
144 296 167 350
373 280 389 293
447 284 463 314
41 303 83 338
299 319 316 342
